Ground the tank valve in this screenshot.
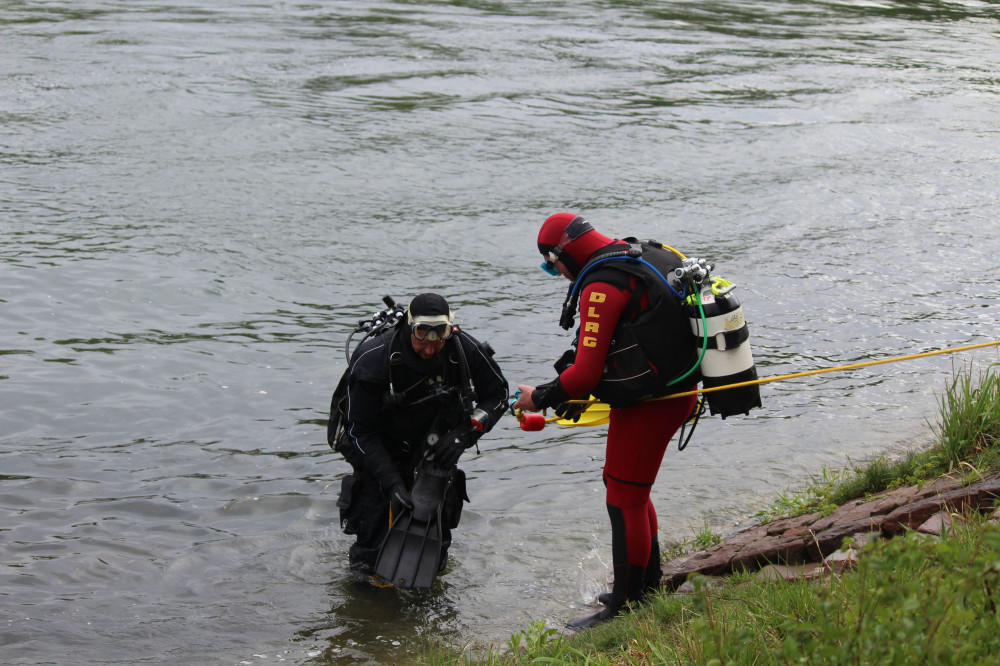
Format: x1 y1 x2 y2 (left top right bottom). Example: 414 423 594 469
673 258 714 286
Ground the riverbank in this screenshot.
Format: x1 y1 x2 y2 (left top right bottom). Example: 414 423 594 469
656 469 1000 593
424 358 1000 665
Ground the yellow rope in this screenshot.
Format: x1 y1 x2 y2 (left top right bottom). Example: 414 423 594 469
663 339 1000 401
564 339 1000 405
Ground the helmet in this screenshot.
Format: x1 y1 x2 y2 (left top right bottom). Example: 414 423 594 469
537 212 614 277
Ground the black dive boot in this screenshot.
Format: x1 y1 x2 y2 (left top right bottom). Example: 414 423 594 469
597 539 662 606
643 537 663 594
568 564 645 631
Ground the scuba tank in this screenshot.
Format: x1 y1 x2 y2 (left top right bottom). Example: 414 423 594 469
564 245 762 419
676 261 761 418
329 296 407 451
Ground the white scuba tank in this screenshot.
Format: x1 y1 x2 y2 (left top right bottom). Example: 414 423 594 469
687 277 762 418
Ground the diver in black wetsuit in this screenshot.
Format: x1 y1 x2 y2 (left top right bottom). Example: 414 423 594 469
328 293 508 577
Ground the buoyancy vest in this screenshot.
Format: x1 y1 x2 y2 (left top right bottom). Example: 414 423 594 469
561 240 701 408
327 325 472 462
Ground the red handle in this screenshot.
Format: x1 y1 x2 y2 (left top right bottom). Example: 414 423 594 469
519 413 546 431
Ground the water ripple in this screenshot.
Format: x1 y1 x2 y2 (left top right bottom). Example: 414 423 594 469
3 0 1000 664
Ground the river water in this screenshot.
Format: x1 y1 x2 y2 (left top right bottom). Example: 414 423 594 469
2 1 998 664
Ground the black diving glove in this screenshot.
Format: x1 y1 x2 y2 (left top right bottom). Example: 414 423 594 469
433 425 475 468
554 401 587 423
388 481 413 516
554 347 576 374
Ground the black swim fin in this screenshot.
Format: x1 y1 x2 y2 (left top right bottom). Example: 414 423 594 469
374 465 451 589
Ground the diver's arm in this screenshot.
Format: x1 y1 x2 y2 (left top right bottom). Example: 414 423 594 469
342 377 404 489
531 282 630 410
460 331 509 434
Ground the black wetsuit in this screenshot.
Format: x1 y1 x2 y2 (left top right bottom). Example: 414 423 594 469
329 324 508 572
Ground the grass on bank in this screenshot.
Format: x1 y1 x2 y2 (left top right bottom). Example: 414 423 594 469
757 359 1000 523
421 359 1000 666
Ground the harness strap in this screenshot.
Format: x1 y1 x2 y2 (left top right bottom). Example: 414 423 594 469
605 472 654 488
703 325 750 351
450 330 478 417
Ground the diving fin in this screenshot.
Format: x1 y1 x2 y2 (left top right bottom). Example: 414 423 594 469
373 465 451 589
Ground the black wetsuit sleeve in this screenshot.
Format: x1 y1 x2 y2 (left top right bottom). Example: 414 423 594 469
342 369 404 491
459 331 509 434
531 376 571 411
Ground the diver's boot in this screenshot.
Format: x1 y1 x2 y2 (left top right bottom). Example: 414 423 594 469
643 537 663 595
568 564 645 631
596 539 662 606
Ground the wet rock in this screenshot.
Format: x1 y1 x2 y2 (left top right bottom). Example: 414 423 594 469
763 512 822 536
659 472 1000 590
756 562 827 583
731 532 810 570
807 517 887 561
881 474 1000 534
660 524 772 590
823 543 860 574
848 531 881 548
916 512 954 537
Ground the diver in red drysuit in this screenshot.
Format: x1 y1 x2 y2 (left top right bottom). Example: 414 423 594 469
512 212 698 630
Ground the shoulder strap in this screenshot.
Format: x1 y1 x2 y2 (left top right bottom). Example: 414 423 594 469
449 329 477 416
621 275 645 320
559 242 646 329
382 326 407 407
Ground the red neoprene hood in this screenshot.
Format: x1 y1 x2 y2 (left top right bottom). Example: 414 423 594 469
537 212 615 277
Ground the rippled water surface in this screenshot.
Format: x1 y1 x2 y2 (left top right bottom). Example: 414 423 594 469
2 0 999 663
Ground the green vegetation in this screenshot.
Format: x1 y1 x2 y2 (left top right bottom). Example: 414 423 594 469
419 360 1000 665
691 521 722 550
454 521 1000 665
756 360 1000 523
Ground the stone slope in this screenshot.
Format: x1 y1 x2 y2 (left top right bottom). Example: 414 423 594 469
660 471 1000 589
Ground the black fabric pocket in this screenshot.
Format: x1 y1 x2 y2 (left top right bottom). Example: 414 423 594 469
442 468 469 530
337 474 356 534
595 323 662 408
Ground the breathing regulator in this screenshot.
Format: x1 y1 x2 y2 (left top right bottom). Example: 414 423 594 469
344 295 407 364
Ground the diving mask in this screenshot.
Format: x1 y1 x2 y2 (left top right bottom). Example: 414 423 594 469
411 320 453 341
540 251 560 276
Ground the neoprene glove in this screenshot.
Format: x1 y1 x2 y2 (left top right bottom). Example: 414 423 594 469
554 401 587 423
388 481 413 516
434 425 474 468
554 348 576 374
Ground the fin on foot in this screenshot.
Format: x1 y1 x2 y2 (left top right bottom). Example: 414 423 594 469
373 466 450 589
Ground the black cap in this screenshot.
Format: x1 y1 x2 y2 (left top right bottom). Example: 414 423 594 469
407 293 452 321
